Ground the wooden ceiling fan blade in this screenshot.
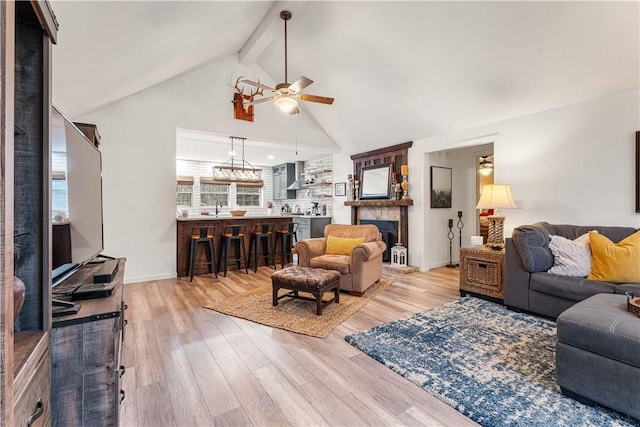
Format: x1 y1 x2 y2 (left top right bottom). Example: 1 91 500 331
245 95 279 106
240 79 276 92
288 76 313 93
297 93 334 105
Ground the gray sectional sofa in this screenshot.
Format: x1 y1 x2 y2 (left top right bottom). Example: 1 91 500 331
504 222 640 319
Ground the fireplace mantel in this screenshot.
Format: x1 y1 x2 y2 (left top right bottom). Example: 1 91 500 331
344 199 413 207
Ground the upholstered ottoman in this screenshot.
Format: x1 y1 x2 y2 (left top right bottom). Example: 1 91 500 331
556 293 640 420
271 266 341 315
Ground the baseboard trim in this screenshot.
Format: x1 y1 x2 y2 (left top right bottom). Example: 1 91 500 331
124 272 177 284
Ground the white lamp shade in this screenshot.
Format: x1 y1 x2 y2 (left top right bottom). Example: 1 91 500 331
275 96 298 113
476 184 517 210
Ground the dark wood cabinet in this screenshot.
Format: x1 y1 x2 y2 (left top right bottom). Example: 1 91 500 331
73 122 101 147
51 259 127 426
52 223 71 269
1 1 58 425
176 217 293 276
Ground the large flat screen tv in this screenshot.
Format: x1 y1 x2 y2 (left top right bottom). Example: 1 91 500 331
51 106 103 286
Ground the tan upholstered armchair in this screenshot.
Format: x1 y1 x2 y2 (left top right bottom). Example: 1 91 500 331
295 224 386 296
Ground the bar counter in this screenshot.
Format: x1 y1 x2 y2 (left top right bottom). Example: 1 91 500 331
176 214 294 277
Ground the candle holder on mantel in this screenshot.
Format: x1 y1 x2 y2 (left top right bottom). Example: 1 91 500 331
354 180 360 201
390 173 397 200
401 175 409 200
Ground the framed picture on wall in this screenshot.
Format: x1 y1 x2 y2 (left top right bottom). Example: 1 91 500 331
430 166 452 208
636 131 639 213
335 182 346 197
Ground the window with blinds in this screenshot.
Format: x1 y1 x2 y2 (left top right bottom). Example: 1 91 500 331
200 181 229 207
237 185 261 207
52 170 68 213
176 176 194 207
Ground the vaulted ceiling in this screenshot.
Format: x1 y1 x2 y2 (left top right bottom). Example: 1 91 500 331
51 1 639 158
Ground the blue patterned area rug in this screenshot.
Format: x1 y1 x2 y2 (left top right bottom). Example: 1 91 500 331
345 297 639 427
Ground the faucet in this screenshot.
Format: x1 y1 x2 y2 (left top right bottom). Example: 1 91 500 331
215 201 223 216
295 205 301 214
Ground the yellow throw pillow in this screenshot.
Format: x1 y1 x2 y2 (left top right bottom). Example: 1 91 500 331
325 235 366 255
587 230 640 283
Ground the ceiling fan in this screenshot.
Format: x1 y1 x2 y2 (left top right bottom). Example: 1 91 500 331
241 10 334 114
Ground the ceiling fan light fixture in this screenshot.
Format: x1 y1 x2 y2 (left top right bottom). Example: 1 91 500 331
479 157 493 176
236 10 333 114
275 96 298 113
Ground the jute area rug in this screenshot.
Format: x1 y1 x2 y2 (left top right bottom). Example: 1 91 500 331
204 278 393 338
346 297 639 427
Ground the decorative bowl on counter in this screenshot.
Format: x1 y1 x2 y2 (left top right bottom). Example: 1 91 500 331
230 210 247 217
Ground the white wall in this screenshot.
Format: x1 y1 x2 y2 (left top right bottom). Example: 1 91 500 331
412 89 640 271
79 78 639 281
331 152 353 225
74 54 336 283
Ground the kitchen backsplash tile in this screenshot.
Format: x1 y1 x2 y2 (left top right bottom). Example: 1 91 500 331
175 154 333 217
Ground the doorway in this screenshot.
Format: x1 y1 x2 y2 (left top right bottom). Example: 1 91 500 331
424 142 494 269
476 153 494 242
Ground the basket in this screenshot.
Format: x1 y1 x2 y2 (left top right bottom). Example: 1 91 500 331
230 210 247 217
459 247 504 299
626 292 640 318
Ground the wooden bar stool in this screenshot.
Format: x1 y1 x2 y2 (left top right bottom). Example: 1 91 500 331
273 222 299 269
248 223 275 272
188 226 217 281
218 224 249 277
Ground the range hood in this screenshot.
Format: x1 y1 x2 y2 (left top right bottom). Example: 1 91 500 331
286 161 306 190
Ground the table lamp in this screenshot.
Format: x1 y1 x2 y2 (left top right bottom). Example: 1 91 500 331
475 183 517 249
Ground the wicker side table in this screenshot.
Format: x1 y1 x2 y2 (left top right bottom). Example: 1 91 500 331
459 246 505 300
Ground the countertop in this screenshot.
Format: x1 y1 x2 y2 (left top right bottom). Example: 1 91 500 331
177 214 332 221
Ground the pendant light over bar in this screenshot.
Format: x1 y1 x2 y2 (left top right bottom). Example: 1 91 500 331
213 136 263 185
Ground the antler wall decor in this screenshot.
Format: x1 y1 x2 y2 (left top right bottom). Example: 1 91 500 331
232 76 264 122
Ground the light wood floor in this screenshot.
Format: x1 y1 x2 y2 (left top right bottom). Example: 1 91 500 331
120 266 479 427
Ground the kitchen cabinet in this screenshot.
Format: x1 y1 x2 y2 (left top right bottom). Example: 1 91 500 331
293 217 332 241
176 216 293 276
273 163 296 200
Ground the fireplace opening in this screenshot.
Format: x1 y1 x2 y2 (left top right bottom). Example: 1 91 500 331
359 220 398 262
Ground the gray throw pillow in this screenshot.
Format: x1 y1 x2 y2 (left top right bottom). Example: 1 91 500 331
548 233 592 277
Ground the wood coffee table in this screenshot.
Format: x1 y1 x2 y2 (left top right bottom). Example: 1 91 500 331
271 266 341 315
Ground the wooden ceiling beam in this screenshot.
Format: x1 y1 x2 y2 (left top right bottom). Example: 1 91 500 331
239 1 305 65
